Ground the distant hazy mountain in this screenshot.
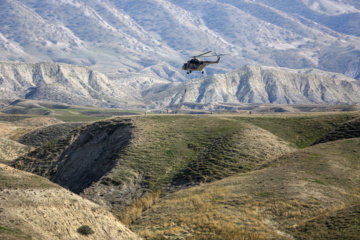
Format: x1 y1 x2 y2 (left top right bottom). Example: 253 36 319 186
1 0 360 79
0 62 140 107
146 65 360 109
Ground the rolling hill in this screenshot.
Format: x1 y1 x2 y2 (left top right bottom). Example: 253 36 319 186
131 137 360 239
7 112 360 239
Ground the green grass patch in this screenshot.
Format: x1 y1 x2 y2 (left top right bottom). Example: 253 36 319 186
302 177 326 185
0 225 32 239
0 115 35 122
237 113 357 148
0 170 60 189
1 106 144 122
114 115 250 189
314 117 360 145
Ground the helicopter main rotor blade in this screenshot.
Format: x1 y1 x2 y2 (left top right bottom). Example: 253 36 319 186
193 50 212 58
201 53 230 58
212 52 230 57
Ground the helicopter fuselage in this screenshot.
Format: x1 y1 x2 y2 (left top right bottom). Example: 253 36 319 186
182 57 220 74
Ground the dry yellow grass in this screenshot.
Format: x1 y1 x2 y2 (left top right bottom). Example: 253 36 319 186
117 189 161 226
134 188 276 239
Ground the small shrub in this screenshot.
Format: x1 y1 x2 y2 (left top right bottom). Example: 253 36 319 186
77 225 94 236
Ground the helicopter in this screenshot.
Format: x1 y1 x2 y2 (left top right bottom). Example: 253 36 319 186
182 51 227 74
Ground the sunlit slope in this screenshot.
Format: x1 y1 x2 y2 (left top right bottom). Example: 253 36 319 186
0 138 31 163
131 138 360 239
1 0 360 78
0 164 139 240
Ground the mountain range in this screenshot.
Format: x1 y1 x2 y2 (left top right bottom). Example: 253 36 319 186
148 65 360 110
1 0 360 80
1 61 359 109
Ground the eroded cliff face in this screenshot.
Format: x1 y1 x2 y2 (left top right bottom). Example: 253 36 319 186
10 118 144 210
50 119 135 194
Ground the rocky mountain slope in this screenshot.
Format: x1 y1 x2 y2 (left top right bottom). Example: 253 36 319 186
148 65 360 109
0 164 140 240
0 62 144 107
0 0 359 79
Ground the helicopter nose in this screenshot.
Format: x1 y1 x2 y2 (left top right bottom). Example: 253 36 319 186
182 64 186 70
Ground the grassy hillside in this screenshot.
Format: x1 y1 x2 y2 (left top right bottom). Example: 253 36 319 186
237 113 356 148
6 112 360 239
10 116 295 210
288 204 360 240
17 122 85 147
131 138 360 239
313 116 360 145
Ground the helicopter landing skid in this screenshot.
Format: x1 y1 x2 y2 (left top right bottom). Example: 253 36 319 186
187 70 204 74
